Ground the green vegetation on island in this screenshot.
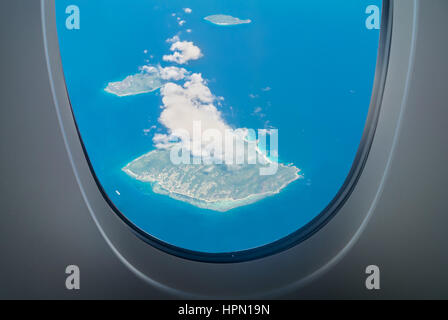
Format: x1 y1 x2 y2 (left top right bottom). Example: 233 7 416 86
123 148 301 212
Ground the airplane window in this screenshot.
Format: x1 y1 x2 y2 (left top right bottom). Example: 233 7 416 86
56 0 385 260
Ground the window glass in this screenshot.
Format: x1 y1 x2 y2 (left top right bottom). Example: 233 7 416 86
56 0 384 256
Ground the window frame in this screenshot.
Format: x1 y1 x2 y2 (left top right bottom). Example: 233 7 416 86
43 0 424 299
47 0 393 263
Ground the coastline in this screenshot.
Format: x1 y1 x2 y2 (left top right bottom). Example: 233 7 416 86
104 86 161 97
122 149 302 212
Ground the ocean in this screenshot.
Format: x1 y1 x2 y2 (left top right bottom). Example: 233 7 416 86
56 0 382 253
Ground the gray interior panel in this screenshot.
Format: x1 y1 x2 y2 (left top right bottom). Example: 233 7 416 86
0 0 447 299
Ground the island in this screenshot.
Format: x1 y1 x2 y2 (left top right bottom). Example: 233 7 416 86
105 65 188 97
105 73 163 97
204 14 252 26
123 148 301 212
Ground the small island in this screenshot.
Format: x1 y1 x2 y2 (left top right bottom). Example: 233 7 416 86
204 14 252 26
105 65 188 97
123 148 301 212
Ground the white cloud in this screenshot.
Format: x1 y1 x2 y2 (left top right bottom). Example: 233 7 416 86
178 20 186 26
140 65 188 81
155 73 265 165
163 40 203 65
184 8 192 14
105 65 188 97
153 133 173 149
156 74 230 159
143 125 157 136
166 35 180 43
160 66 188 81
252 106 265 119
159 73 225 137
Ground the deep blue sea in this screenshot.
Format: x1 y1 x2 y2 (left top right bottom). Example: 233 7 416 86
56 0 382 253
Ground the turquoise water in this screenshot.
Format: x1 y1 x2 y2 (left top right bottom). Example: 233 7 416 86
56 0 382 253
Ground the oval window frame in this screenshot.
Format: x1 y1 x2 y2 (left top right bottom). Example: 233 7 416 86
43 0 423 298
48 0 393 263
